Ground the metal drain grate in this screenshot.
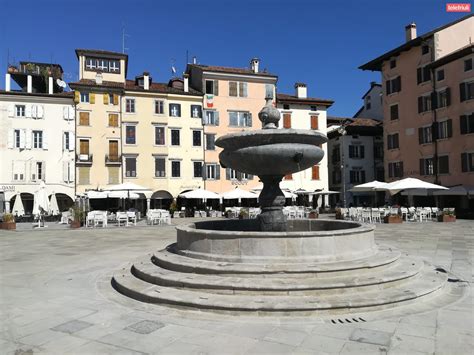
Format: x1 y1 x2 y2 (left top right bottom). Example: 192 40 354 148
330 317 366 324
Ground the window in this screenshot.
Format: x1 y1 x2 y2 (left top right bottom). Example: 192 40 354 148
312 165 320 180
310 115 318 130
78 167 90 184
204 110 219 125
85 58 97 70
386 76 401 95
35 162 44 181
438 155 449 174
349 170 366 184
15 105 25 117
97 59 108 71
193 162 203 178
332 145 341 163
229 111 252 127
265 84 274 99
387 133 399 150
390 59 396 68
109 94 115 104
169 104 181 117
390 104 399 120
310 105 317 112
79 112 90 125
125 157 137 177
283 113 291 128
417 66 431 84
80 92 90 103
171 161 180 177
125 125 136 144
191 105 202 118
418 94 432 113
154 100 164 114
192 130 202 146
460 113 474 134
420 157 434 176
205 80 218 95
155 126 165 145
108 113 118 127
348 145 365 158
109 60 120 73
422 45 430 55
435 88 451 109
205 164 219 180
283 104 290 110
460 80 474 102
229 82 248 97
374 144 384 159
226 169 251 180
418 125 433 144
388 161 404 178
464 58 473 72
14 129 21 148
79 139 89 155
32 130 43 149
461 152 474 172
108 140 119 161
365 96 371 110
126 98 135 113
154 157 166 177
332 169 341 184
171 129 180 146
437 69 445 81
63 132 71 151
205 134 215 150
437 120 452 139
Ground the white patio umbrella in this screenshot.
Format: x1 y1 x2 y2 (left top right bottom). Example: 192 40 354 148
103 182 152 193
86 191 109 199
33 181 50 216
108 191 140 199
282 190 297 199
222 187 258 204
49 193 60 215
11 193 25 216
179 189 221 199
349 180 389 192
312 189 340 195
433 185 474 197
382 178 448 195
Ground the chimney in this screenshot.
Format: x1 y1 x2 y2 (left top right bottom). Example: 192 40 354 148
5 73 11 92
294 82 307 99
250 58 260 73
192 56 197 64
405 23 417 42
143 72 150 90
27 75 32 93
48 77 53 95
183 73 189 93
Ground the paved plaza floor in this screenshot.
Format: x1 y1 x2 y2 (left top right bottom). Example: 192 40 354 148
1 218 473 354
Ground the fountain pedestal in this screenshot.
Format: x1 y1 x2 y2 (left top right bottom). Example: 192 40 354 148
257 175 287 232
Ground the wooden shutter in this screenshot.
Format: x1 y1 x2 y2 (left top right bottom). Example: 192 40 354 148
431 122 439 141
396 76 401 92
418 97 423 113
447 119 453 138
43 132 48 150
215 111 220 126
460 83 466 102
80 140 89 154
461 153 468 172
283 113 291 128
74 91 80 104
7 129 13 148
213 80 219 96
229 82 237 96
247 113 252 127
108 113 118 127
460 115 467 134
385 80 390 95
470 114 474 133
419 159 425 175
113 94 119 105
431 92 437 110
239 82 247 97
109 141 118 159
79 112 89 125
310 115 318 130
446 88 451 106
216 166 220 180
418 127 423 144
103 93 109 104
349 145 354 158
69 132 75 151
226 168 231 180
417 68 422 84
90 93 95 104
312 166 320 180
399 162 404 177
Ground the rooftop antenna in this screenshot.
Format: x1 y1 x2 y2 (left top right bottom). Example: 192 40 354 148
122 24 130 54
186 49 189 65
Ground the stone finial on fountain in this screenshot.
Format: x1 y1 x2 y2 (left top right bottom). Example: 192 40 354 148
258 96 280 129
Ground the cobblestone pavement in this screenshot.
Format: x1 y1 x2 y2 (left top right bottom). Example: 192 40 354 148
1 218 472 354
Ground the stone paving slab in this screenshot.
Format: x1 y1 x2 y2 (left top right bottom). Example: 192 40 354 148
0 218 473 354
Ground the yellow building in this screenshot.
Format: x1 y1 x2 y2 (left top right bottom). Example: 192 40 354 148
121 74 204 208
69 49 127 193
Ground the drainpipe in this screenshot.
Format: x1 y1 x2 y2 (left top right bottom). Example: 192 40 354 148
428 43 439 185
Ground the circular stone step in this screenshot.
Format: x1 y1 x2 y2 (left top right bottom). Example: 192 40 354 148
131 254 423 295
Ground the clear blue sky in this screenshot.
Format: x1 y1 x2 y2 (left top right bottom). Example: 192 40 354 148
0 0 469 116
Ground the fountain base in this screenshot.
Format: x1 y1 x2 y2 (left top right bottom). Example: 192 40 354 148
257 175 287 232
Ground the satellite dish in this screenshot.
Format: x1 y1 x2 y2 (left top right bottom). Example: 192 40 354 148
56 79 67 88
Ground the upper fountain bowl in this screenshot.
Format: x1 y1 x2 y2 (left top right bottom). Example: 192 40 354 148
216 129 327 176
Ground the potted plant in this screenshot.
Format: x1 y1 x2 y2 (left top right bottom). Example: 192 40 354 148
335 208 344 220
238 208 249 220
169 200 178 218
308 209 319 219
437 209 456 222
0 213 16 230
384 208 402 223
70 206 84 228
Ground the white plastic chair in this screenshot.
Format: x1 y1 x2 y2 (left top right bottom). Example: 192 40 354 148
116 212 128 226
127 211 137 226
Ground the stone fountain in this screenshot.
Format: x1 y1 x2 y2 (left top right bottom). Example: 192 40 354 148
111 99 464 318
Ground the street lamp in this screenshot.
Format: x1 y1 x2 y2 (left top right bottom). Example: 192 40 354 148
337 126 347 208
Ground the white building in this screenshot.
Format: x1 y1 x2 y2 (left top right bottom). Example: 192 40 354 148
353 82 383 120
276 83 334 207
0 62 75 215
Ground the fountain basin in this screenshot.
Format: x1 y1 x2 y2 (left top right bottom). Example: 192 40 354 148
176 220 376 263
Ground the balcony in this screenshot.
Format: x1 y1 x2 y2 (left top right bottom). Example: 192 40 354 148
105 154 122 165
7 61 64 94
76 154 93 165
